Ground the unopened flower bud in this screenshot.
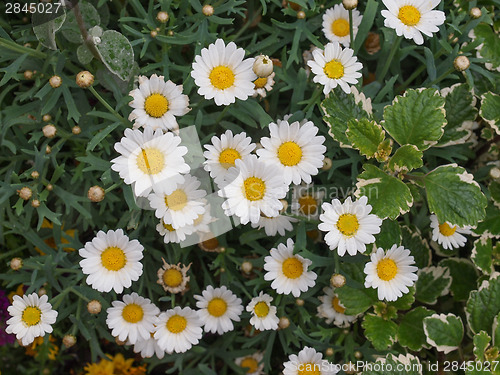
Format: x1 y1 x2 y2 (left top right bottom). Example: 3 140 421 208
18 187 32 200
10 257 23 270
321 157 332 171
168 30 174 36
76 71 94 89
31 171 39 179
343 0 358 10
46 184 53 191
87 300 102 314
253 55 274 78
297 10 306 19
202 4 214 16
157 11 169 23
490 167 500 180
24 70 33 80
354 350 363 359
325 347 334 356
42 114 52 122
454 56 470 72
278 316 290 329
38 288 47 296
42 124 57 138
241 261 253 274
330 273 346 288
31 199 40 208
87 185 105 202
296 298 304 306
49 75 62 88
45 145 51 154
150 30 158 38
62 335 76 348
72 126 81 135
470 7 481 19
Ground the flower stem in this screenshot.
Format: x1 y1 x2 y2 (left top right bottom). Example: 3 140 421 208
0 37 46 59
376 35 402 83
73 3 101 61
88 86 128 126
348 9 354 48
427 66 455 87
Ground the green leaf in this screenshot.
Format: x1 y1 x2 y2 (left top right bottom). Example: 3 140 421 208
472 235 494 274
388 286 415 311
62 1 100 44
466 273 500 335
474 331 491 361
321 89 370 147
475 204 500 237
32 10 67 50
387 145 423 173
493 312 500 347
475 24 500 70
401 226 431 269
95 30 134 81
346 118 385 159
77 43 94 65
423 313 464 354
336 284 378 315
439 258 478 301
490 181 500 205
374 219 401 249
355 164 413 220
424 164 488 226
397 306 435 351
438 83 478 146
415 266 452 305
480 92 500 135
382 88 446 151
362 314 398 351
360 354 424 375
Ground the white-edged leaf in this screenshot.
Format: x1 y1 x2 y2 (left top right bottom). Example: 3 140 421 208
480 92 500 135
423 313 464 354
415 266 452 305
95 30 134 81
387 144 423 173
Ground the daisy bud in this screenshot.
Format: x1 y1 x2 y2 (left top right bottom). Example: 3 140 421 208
10 257 23 271
87 300 102 314
46 184 53 191
325 347 334 356
490 167 500 180
241 261 253 274
354 350 363 359
278 316 290 329
31 199 40 208
76 71 94 89
470 7 481 19
342 0 358 10
202 4 214 16
454 55 470 71
297 10 306 19
295 298 305 306
342 328 349 335
45 145 52 154
150 30 158 38
365 32 381 55
24 70 33 80
168 30 174 36
72 125 81 135
345 362 357 374
321 157 332 171
42 114 52 122
49 75 62 88
42 124 57 138
156 11 169 23
24 43 32 48
17 187 32 200
330 273 346 288
87 185 105 202
62 335 76 348
253 55 274 78
31 170 39 179
38 288 47 296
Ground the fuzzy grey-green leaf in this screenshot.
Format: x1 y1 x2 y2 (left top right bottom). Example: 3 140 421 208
96 30 134 81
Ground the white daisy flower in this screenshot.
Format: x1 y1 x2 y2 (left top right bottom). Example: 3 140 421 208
190 201 215 234
128 74 190 132
5 293 58 346
191 38 256 106
235 352 265 375
111 127 189 197
218 155 289 225
307 42 363 95
246 292 279 331
131 334 166 359
317 287 358 328
156 220 194 244
257 119 326 186
290 184 326 220
251 214 298 236
157 260 191 294
203 130 256 186
263 238 317 297
106 292 160 344
252 72 275 98
154 306 203 354
283 346 339 375
194 285 243 335
322 4 363 47
148 174 207 229
79 229 144 294
364 245 419 302
429 214 471 250
318 196 383 256
381 0 446 45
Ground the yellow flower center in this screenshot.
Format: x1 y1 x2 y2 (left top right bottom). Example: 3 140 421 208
165 189 188 211
201 237 219 250
136 148 165 175
163 222 175 232
163 268 183 287
219 148 241 169
22 306 42 326
122 303 144 323
331 296 345 314
277 141 303 166
438 222 457 236
298 195 317 215
101 246 127 271
209 66 235 90
254 301 270 318
144 93 169 118
207 297 228 317
376 258 398 281
166 314 187 334
240 357 259 373
398 5 421 26
332 18 350 37
282 257 303 279
324 60 344 79
243 177 266 201
298 363 321 375
254 77 268 89
336 214 359 236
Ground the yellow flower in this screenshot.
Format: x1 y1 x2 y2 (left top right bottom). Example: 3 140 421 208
83 359 115 375
111 353 134 375
7 284 25 303
35 219 76 255
25 335 59 360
